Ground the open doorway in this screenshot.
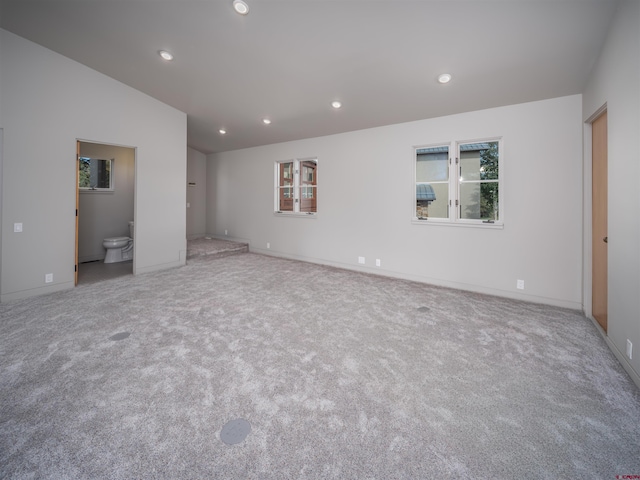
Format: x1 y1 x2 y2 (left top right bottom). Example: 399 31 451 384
76 140 136 285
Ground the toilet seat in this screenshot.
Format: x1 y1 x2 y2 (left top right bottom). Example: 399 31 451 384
104 236 130 242
103 236 131 247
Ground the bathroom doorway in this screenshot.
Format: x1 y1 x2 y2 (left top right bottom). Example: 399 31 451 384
75 140 136 285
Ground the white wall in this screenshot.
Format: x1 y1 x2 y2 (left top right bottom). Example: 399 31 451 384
208 95 584 309
78 143 135 262
187 147 207 239
0 29 187 301
582 0 640 383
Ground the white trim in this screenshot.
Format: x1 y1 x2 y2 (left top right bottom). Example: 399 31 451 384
411 219 503 229
273 212 317 219
274 157 318 215
78 156 114 191
250 247 580 310
588 315 640 390
456 137 503 224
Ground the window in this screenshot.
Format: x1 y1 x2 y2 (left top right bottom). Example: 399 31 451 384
276 158 317 214
416 145 449 220
414 139 501 225
79 157 113 191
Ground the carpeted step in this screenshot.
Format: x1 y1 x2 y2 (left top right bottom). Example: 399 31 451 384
186 237 249 260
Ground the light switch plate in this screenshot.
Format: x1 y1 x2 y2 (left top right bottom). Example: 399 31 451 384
14 223 23 233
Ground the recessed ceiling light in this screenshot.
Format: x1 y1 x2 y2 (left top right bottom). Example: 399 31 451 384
159 50 174 61
219 128 227 135
262 118 271 125
331 101 342 109
233 0 249 15
438 73 452 84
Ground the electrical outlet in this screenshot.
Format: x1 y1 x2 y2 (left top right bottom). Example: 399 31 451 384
267 242 270 249
376 259 381 267
627 339 633 359
186 202 190 208
14 223 23 233
516 279 525 290
45 273 53 283
358 256 365 265
224 230 228 236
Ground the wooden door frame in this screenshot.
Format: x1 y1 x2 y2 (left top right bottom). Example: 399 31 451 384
584 104 608 329
75 141 80 286
591 109 608 332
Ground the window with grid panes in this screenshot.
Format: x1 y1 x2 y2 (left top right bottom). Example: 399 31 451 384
414 139 501 225
276 158 317 214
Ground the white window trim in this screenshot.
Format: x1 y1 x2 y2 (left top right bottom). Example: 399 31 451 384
274 157 318 217
412 138 503 228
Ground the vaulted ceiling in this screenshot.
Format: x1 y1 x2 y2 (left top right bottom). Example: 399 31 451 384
0 0 617 154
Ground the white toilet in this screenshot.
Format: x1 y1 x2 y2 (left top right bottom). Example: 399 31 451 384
103 221 134 263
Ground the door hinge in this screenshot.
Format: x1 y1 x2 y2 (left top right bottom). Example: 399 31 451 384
76 209 78 216
74 264 77 272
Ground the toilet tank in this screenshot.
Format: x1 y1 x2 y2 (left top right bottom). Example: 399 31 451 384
129 221 134 239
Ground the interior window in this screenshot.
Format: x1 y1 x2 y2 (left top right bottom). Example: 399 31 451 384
79 157 113 191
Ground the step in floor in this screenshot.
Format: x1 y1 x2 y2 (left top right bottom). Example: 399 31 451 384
187 237 249 260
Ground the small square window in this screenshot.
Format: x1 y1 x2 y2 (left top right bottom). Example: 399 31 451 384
79 157 113 191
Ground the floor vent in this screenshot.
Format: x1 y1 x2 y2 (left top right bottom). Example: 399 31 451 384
220 418 251 445
109 332 131 341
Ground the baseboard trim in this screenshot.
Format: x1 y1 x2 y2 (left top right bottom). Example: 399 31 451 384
79 254 104 263
187 233 206 240
587 316 640 390
249 247 582 311
135 258 185 275
1 281 74 303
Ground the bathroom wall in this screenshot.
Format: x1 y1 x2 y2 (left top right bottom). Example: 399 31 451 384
78 142 135 263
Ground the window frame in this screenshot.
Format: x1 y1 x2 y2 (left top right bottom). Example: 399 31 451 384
412 137 503 228
274 157 318 217
78 156 114 192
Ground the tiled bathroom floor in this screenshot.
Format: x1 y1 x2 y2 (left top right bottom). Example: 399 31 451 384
77 260 133 285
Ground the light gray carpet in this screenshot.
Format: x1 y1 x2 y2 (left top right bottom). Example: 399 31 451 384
1 253 639 479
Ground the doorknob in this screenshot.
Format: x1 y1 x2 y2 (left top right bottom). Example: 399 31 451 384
603 236 608 243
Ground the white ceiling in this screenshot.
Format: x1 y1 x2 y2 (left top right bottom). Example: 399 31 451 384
0 0 617 154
